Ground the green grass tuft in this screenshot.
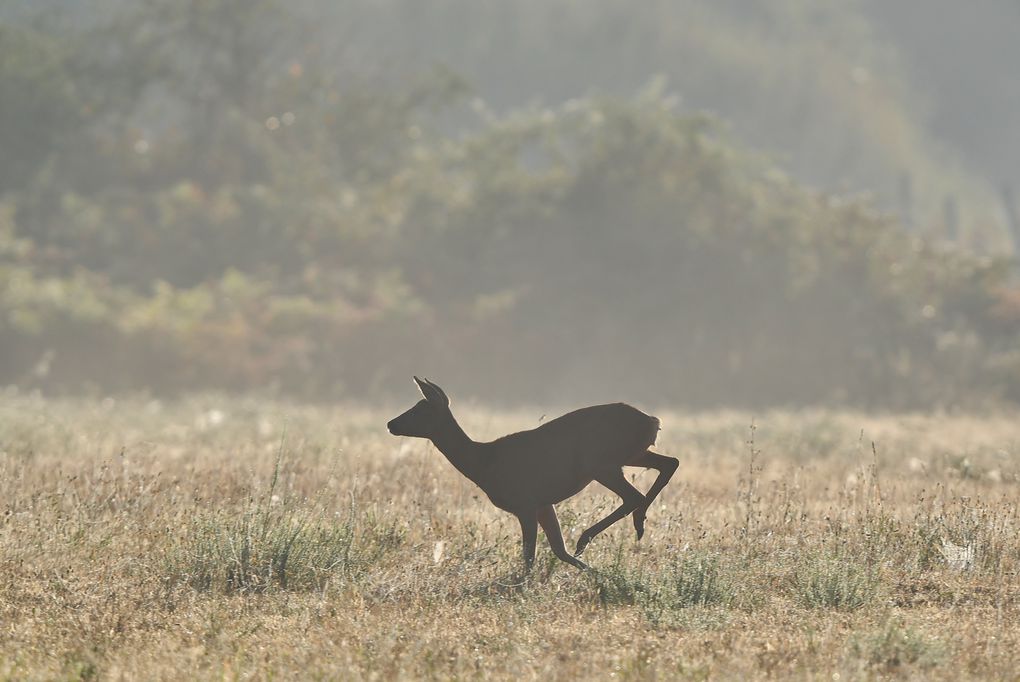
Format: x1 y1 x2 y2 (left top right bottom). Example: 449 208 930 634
795 552 879 610
849 618 947 672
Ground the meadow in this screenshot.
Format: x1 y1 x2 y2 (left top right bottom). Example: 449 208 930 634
1 393 1018 680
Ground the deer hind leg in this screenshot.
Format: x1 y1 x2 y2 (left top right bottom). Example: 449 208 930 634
574 469 646 556
629 451 679 540
537 505 589 570
517 512 538 572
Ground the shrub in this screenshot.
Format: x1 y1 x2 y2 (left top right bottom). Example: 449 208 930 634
163 456 403 593
794 553 878 610
849 618 946 672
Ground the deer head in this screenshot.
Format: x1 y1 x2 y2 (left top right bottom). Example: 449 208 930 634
387 376 451 438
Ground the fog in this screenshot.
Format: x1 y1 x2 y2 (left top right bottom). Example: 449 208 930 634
1 0 1018 408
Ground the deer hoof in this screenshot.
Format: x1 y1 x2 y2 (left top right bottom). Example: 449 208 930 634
633 510 646 540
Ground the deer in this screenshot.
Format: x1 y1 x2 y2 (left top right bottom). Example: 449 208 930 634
387 377 678 571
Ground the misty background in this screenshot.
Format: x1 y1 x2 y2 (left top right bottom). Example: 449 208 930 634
2 0 1020 408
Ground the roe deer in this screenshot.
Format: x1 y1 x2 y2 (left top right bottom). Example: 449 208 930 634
387 377 678 571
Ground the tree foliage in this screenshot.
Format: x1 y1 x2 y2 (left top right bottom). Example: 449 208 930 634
1 2 1017 407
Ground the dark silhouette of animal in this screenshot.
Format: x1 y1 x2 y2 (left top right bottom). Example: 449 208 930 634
387 377 678 570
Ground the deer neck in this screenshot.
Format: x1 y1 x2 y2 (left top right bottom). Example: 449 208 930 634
430 413 483 482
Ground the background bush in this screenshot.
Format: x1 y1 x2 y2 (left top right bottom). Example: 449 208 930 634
2 1 1020 407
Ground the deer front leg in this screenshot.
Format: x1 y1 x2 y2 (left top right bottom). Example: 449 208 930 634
517 512 537 572
537 505 588 570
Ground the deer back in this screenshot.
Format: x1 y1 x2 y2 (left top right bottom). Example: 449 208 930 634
477 403 660 510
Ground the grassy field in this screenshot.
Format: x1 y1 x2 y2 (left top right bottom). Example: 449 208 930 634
1 393 1018 680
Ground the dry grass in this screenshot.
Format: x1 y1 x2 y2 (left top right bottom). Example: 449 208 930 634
1 392 1019 680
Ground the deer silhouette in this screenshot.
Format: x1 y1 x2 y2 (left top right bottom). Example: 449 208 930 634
387 377 678 570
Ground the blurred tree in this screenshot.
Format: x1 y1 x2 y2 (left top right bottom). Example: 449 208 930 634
0 23 81 194
0 1 1017 407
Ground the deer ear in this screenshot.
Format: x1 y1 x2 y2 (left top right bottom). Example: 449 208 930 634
413 376 430 398
423 378 450 406
413 376 449 406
